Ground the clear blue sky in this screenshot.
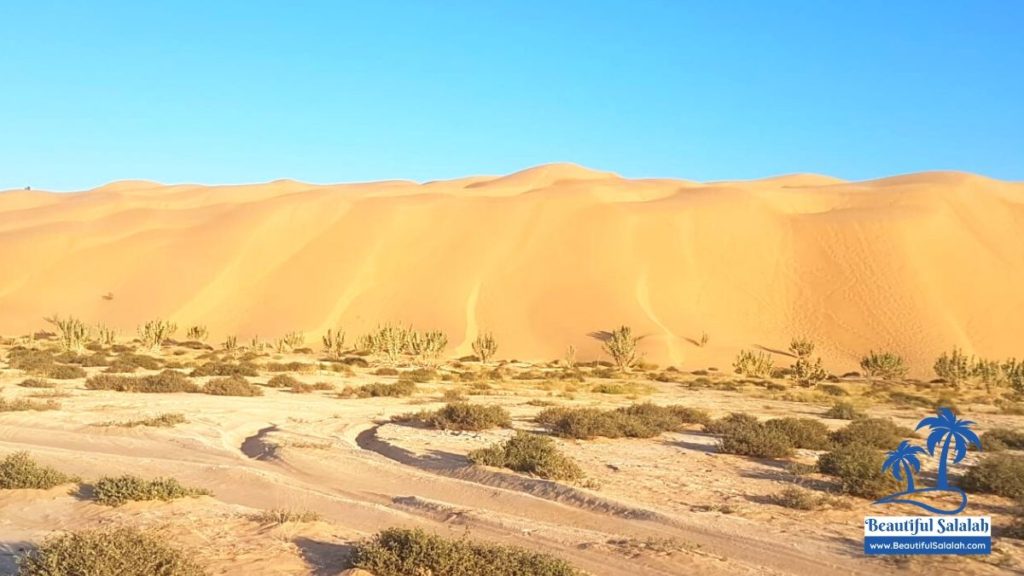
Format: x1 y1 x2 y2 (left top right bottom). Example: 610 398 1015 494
2 1 1022 191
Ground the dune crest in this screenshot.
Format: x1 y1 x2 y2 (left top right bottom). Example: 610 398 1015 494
1 166 1022 374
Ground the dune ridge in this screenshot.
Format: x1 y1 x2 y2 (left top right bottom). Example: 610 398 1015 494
2 163 1023 375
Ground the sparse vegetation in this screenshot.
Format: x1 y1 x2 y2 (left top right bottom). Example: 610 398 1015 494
961 454 1024 500
321 328 346 358
360 323 411 363
247 508 322 525
0 452 79 489
472 331 498 364
0 397 60 412
18 527 206 576
981 428 1024 452
789 338 827 385
536 403 709 439
265 373 300 388
470 431 583 481
830 417 914 449
408 330 448 366
934 348 973 387
824 401 863 420
401 402 511 431
204 375 263 396
353 527 582 576
92 475 210 506
86 370 199 393
733 350 774 378
602 325 642 371
859 351 908 381
185 325 208 342
274 331 304 353
341 380 417 398
769 486 823 510
108 413 187 428
137 319 177 351
45 315 90 353
190 361 258 377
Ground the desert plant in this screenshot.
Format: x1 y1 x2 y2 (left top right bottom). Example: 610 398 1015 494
321 328 346 358
960 454 1024 500
94 324 117 346
703 412 761 435
537 403 708 439
185 325 208 342
764 417 832 449
190 361 259 377
45 315 90 353
470 431 583 481
17 527 206 576
789 338 827 384
563 344 577 369
18 378 56 388
92 475 210 506
973 358 1005 391
265 374 300 388
0 452 79 489
733 350 774 378
830 417 914 449
274 331 304 353
933 348 973 387
818 443 901 499
769 486 822 510
824 401 864 420
859 351 908 381
980 428 1024 452
602 325 642 371
1004 358 1024 393
698 331 709 347
719 423 795 458
352 527 582 576
86 371 198 393
360 323 411 363
204 375 262 396
408 330 448 365
342 380 417 398
222 335 238 353
247 508 322 525
110 413 187 428
0 398 60 412
472 331 498 365
137 319 177 351
408 402 511 431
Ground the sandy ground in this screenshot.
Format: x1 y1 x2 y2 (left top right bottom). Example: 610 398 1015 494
2 165 1024 374
0 351 1021 575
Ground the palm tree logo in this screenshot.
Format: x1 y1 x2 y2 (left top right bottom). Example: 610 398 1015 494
874 408 982 515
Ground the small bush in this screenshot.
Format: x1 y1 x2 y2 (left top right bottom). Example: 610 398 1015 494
111 413 187 428
401 367 438 382
818 443 900 499
733 350 774 378
824 401 864 420
719 421 795 458
247 508 322 525
830 418 914 449
18 378 56 388
110 353 162 371
764 418 832 449
43 364 87 380
342 380 417 398
92 475 210 506
536 403 709 440
0 452 79 489
602 325 642 371
190 361 259 377
860 351 908 380
204 376 263 397
934 348 973 387
470 431 583 481
265 374 300 388
769 486 822 510
18 527 205 576
86 371 198 393
0 397 60 412
353 527 582 576
413 402 511 431
703 412 760 435
981 428 1024 452
960 454 1024 499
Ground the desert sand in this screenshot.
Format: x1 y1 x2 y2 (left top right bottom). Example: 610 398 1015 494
2 164 1023 375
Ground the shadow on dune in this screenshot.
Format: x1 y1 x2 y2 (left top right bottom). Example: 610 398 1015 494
241 425 280 460
0 541 33 574
293 537 355 576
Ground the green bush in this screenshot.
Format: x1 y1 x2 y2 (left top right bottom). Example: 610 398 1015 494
733 350 774 378
86 371 198 393
818 443 900 499
92 475 210 506
203 376 263 397
960 454 1024 500
0 452 79 489
18 527 205 576
353 527 581 576
718 420 795 458
413 402 511 431
981 428 1024 452
703 412 760 435
860 351 908 380
933 348 974 387
536 403 709 440
469 431 583 481
830 418 914 449
764 418 832 449
824 401 864 420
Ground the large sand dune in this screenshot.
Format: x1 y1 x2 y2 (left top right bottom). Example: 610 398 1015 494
2 164 1022 374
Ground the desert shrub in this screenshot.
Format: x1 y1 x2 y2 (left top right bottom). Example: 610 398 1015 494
860 351 908 380
343 380 417 398
92 475 210 506
402 367 438 383
824 401 864 420
359 323 412 363
111 413 187 428
18 378 56 388
45 315 90 353
352 527 581 576
204 376 262 397
818 443 900 498
408 330 448 365
185 325 208 342
0 452 78 489
789 338 827 384
960 454 1024 499
265 374 300 388
264 361 315 373
414 402 511 431
981 428 1024 452
42 363 86 379
601 326 642 371
830 418 914 449
764 418 832 449
1004 358 1024 393
719 422 795 458
137 319 177 351
321 328 346 358
18 527 205 576
703 412 760 435
247 508 321 525
274 331 304 353
8 348 58 373
933 348 973 387
972 358 1005 390
536 403 708 439
110 353 162 371
472 331 498 364
86 371 198 393
817 383 847 396
374 367 401 376
469 431 583 481
189 361 259 377
768 486 822 510
733 350 774 378
0 398 60 412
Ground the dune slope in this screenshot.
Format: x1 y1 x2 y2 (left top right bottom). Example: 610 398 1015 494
2 164 1022 373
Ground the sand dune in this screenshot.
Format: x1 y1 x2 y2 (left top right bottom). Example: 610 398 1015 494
2 164 1023 374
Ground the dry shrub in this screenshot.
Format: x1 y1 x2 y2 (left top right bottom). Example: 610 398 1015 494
340 380 416 398
18 378 56 388
403 402 511 431
768 486 823 510
0 452 79 489
110 413 187 428
980 428 1024 452
86 371 198 393
0 397 60 412
818 443 900 499
92 475 210 506
536 403 709 440
204 376 262 397
824 401 863 420
18 527 205 576
247 508 322 525
190 361 259 377
470 431 583 481
265 374 300 388
961 454 1024 500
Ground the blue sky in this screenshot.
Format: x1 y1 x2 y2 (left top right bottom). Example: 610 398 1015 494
1 1 1022 191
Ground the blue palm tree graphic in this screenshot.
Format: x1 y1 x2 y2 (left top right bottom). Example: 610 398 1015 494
882 441 927 492
873 407 982 515
916 407 982 489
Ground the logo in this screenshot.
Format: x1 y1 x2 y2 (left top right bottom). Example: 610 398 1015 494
864 408 991 555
